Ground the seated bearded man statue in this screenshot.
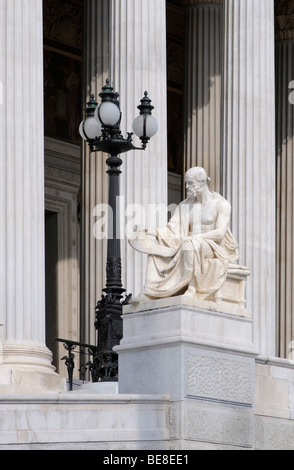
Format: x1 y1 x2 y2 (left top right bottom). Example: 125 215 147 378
129 167 239 301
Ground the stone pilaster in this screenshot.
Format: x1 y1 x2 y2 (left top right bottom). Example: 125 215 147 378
275 1 294 359
222 0 276 356
183 1 223 192
80 0 110 345
0 0 64 392
110 0 168 297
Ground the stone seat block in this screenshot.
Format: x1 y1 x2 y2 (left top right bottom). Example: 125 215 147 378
214 264 251 309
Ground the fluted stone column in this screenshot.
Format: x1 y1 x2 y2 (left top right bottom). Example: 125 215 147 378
80 0 168 344
275 5 294 359
0 0 64 392
183 0 223 192
80 0 110 346
222 0 276 356
110 0 168 297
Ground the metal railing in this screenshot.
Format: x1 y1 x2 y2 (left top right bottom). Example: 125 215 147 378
55 338 102 391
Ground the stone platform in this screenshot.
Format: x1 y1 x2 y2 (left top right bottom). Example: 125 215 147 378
0 392 169 450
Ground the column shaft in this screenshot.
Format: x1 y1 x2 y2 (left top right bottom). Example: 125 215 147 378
0 0 64 392
110 0 168 297
80 0 110 345
222 0 276 356
276 39 294 359
81 0 168 341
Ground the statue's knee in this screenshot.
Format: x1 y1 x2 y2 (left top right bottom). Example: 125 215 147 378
193 238 202 251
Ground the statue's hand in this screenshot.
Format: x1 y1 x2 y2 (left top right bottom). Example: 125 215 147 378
134 224 148 233
183 234 202 241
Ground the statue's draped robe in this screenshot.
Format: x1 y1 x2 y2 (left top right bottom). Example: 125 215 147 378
129 199 239 299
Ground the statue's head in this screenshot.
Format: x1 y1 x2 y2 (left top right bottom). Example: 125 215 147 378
185 167 209 198
185 166 207 182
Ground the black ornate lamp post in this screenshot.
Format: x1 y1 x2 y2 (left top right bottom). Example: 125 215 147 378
79 79 158 381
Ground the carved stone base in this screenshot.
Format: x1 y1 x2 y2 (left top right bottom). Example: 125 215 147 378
116 299 258 448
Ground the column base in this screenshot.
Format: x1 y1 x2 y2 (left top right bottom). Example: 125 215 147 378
0 341 66 394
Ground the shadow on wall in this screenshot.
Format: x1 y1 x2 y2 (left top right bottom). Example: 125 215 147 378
182 3 223 195
274 0 294 359
184 3 222 109
45 211 58 368
275 0 294 156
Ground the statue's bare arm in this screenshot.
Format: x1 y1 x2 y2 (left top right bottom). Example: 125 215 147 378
197 199 231 243
133 224 157 237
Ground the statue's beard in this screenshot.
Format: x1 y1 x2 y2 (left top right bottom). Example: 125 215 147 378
187 187 199 198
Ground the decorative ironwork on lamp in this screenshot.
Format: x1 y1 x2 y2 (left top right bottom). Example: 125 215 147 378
79 79 158 381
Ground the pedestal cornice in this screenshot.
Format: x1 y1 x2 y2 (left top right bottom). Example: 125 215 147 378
120 296 255 356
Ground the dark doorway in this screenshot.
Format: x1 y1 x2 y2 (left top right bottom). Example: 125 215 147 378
45 210 59 370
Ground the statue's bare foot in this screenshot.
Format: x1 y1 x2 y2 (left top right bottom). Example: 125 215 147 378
183 289 196 298
184 280 197 298
184 283 197 299
184 290 210 301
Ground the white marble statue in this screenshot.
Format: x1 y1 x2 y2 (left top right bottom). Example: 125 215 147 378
129 167 239 302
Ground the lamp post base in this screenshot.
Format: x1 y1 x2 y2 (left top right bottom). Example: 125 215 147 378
95 291 132 381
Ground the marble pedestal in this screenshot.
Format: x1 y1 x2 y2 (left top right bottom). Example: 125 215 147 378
116 297 258 449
